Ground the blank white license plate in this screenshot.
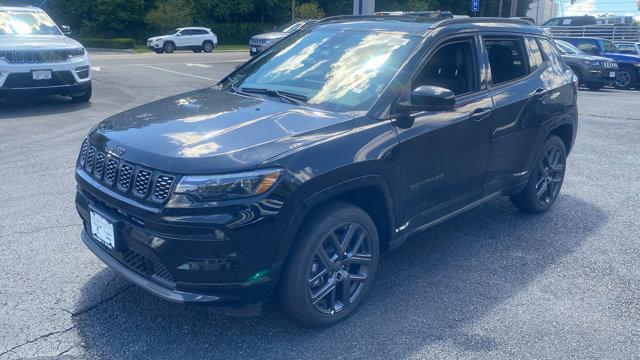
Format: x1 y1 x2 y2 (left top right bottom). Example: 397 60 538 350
609 71 616 78
90 210 115 249
32 70 52 80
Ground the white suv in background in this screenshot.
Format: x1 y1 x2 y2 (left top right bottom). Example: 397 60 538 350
147 27 218 54
0 6 92 102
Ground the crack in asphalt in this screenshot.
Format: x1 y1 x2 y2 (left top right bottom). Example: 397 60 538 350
0 326 75 358
0 275 132 357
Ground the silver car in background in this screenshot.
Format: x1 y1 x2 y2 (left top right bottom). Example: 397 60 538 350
249 20 317 56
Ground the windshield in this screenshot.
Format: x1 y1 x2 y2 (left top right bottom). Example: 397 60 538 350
555 40 583 55
0 10 61 35
280 21 307 33
227 28 419 113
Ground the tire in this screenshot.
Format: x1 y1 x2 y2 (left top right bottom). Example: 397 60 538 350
163 42 175 54
510 135 566 214
203 41 214 53
570 67 582 86
71 83 92 103
280 202 379 327
614 68 636 90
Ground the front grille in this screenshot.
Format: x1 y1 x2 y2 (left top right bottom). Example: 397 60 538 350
134 169 152 197
118 163 134 192
85 147 96 173
603 62 618 69
122 250 176 284
3 71 76 89
104 158 119 185
94 153 106 179
0 49 77 64
123 251 149 274
249 38 270 45
78 141 177 204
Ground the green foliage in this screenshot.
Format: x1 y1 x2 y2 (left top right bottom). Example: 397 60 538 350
296 2 326 19
42 0 537 43
210 23 275 44
77 38 137 49
145 0 193 31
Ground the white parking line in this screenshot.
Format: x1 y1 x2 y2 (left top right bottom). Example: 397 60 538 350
91 66 101 72
185 63 211 68
142 65 216 81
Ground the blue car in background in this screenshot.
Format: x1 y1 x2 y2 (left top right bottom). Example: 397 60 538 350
558 37 640 89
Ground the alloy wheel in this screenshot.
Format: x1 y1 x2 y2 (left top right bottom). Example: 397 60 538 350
204 43 213 52
535 145 564 205
308 222 373 315
616 70 631 88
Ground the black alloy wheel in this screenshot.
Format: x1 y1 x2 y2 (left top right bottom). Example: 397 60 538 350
203 42 214 53
163 42 175 54
280 202 379 327
534 144 565 206
511 135 566 213
308 222 373 315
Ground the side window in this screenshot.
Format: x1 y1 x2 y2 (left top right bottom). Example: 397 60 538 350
484 36 529 85
537 38 564 71
576 40 598 55
526 37 544 71
618 44 636 54
195 30 209 35
544 18 559 26
181 30 194 36
412 38 477 96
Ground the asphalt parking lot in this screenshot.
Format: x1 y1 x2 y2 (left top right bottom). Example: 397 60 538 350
1 51 639 359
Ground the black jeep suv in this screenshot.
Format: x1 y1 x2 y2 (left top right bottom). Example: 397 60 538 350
75 16 578 327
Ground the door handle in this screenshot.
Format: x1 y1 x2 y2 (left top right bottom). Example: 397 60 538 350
469 108 492 122
534 88 549 99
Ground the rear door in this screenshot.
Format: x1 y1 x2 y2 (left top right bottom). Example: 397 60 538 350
482 34 553 194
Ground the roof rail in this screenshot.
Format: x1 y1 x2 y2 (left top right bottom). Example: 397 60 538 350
430 17 533 29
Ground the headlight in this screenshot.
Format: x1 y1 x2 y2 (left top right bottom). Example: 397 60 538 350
174 168 283 201
68 48 86 57
584 59 600 66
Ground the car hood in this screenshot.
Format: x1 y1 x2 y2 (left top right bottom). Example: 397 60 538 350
605 52 640 63
252 32 287 41
562 54 613 62
148 35 170 42
0 34 83 49
89 87 354 174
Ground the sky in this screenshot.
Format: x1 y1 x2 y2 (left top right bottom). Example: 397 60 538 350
560 0 640 20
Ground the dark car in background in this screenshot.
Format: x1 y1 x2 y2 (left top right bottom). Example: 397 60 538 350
554 39 617 90
248 19 316 56
75 16 578 327
558 37 640 89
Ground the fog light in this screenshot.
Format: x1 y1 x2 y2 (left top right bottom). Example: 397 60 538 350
247 269 270 283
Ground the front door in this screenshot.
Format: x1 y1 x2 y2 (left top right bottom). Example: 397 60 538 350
395 36 494 225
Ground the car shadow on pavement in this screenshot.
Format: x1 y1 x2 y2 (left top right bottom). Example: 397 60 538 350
0 95 89 119
72 195 606 359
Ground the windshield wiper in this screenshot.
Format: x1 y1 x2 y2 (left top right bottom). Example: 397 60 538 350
240 87 308 106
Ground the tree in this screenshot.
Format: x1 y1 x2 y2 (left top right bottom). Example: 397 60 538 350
145 0 193 31
296 2 326 19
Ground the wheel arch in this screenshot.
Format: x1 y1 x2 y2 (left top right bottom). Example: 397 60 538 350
549 122 574 154
273 175 397 268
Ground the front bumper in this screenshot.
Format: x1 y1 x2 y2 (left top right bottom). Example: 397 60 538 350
0 55 91 95
583 66 617 85
249 45 265 56
75 170 286 310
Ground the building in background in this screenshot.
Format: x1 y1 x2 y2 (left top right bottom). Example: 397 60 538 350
527 0 559 24
354 0 376 15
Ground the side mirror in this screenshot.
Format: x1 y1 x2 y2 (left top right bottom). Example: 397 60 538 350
176 32 182 36
397 85 455 113
60 25 72 35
